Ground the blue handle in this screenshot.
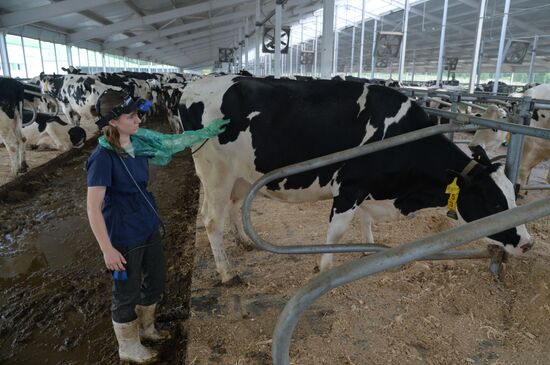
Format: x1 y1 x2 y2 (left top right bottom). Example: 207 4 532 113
113 271 127 281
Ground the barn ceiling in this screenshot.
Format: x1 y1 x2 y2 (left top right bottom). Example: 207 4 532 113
1 0 549 73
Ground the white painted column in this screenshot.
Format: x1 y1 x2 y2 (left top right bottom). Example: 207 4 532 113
398 0 410 82
492 0 511 93
274 1 282 78
435 0 448 87
469 0 487 93
0 32 11 76
320 0 335 79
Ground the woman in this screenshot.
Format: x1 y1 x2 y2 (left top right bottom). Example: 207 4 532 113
86 89 227 363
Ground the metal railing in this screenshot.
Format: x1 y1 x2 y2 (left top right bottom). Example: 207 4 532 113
271 197 550 365
238 91 550 365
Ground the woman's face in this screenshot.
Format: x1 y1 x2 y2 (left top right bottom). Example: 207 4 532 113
110 111 141 135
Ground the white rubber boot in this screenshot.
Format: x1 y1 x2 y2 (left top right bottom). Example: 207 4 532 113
112 319 158 364
136 304 171 342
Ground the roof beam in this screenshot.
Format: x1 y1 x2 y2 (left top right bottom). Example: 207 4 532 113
68 0 251 44
0 0 123 28
105 9 254 51
129 23 240 57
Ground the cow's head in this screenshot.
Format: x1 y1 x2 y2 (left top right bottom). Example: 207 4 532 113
455 146 533 255
468 105 508 155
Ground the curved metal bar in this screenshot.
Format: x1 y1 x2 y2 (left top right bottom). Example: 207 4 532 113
272 197 550 365
423 107 550 140
24 89 60 117
21 107 37 127
242 123 479 255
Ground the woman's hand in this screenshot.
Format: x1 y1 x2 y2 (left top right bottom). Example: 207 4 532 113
103 245 127 272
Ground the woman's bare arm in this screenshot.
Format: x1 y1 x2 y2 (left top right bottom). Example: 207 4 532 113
87 187 127 271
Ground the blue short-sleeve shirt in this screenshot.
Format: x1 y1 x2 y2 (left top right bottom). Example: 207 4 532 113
86 145 161 249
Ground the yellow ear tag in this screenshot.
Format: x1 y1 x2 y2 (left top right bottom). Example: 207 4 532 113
445 177 460 220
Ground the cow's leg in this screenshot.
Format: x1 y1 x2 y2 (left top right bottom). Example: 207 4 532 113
201 180 238 284
518 140 542 186
357 206 375 244
0 107 27 175
228 178 254 250
319 195 358 272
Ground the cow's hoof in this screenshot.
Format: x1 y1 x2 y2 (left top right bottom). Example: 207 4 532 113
235 237 255 252
216 275 244 287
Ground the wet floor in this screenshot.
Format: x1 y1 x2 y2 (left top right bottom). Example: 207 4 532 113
1 122 199 364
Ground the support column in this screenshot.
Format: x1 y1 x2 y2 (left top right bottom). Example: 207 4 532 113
492 0 511 93
66 45 73 66
370 19 377 79
244 18 249 70
313 15 319 76
435 0 448 87
350 26 355 75
469 0 487 93
0 32 11 77
254 0 261 75
300 18 304 75
320 0 335 79
38 40 45 73
102 52 106 72
274 1 283 78
527 36 538 85
358 0 366 77
398 0 410 82
21 36 29 78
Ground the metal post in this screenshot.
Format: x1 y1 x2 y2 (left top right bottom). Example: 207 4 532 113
313 15 319 77
505 98 531 186
0 32 11 77
255 0 261 75
350 26 355 75
332 5 339 76
66 45 73 66
469 0 487 93
289 43 293 75
358 0 366 77
320 0 335 79
102 52 106 72
492 0 511 94
21 36 29 78
435 0 448 87
371 19 377 79
274 1 282 78
244 18 249 70
38 40 45 73
333 30 339 75
476 40 484 85
527 36 538 85
398 0 410 82
411 49 416 83
53 43 59 74
300 18 304 75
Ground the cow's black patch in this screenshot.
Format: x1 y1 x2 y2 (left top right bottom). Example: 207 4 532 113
0 78 24 119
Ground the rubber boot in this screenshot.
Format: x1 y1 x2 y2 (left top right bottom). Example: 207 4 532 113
112 319 158 364
136 304 171 342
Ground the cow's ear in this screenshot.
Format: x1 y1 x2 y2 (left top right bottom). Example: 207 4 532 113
470 145 491 165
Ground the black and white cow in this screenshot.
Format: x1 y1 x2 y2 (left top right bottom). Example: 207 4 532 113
22 111 86 151
0 77 27 175
61 66 85 75
38 73 122 127
161 83 186 133
178 76 533 283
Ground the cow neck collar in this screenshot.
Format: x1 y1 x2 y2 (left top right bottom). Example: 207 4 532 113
460 160 478 178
